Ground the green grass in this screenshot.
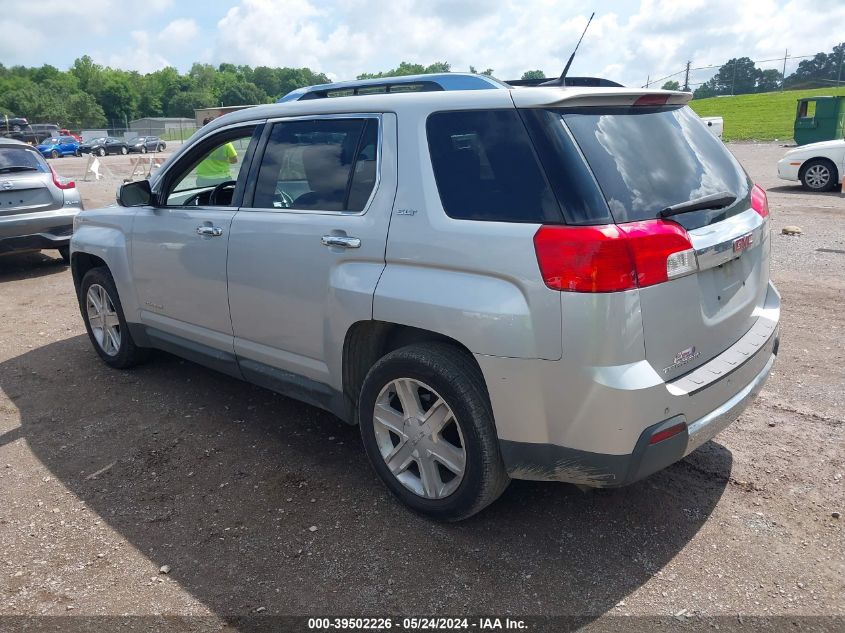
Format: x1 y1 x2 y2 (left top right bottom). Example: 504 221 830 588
689 87 845 142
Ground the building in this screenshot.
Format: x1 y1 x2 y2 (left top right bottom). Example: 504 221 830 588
129 117 196 136
193 105 257 128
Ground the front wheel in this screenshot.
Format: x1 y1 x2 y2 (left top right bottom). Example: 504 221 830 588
57 246 70 264
140 146 147 154
97 147 106 157
120 146 128 155
51 150 60 159
359 343 509 521
79 267 149 369
801 159 837 192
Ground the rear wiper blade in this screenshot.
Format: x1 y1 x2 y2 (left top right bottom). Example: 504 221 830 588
659 191 736 218
0 165 39 173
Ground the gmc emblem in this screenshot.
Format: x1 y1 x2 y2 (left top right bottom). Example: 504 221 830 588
733 233 753 254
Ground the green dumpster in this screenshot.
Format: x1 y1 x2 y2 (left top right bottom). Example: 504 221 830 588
794 96 845 145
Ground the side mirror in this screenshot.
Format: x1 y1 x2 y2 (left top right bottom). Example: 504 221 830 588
117 179 153 207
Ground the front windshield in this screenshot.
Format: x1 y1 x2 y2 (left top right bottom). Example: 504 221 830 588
89 138 106 144
42 138 60 145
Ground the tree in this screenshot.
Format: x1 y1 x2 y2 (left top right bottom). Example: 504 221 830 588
661 80 680 90
785 43 844 88
167 91 213 117
65 93 107 128
69 55 102 93
95 72 138 125
358 61 451 80
219 81 266 106
756 69 782 93
711 57 760 95
521 70 545 80
469 66 495 76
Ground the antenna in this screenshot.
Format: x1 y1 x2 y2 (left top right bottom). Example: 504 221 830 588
542 12 595 87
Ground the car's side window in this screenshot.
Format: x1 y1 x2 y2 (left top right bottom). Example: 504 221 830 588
164 126 257 207
252 117 379 212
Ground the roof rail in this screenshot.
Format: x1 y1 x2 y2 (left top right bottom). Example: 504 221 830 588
277 73 508 103
506 76 624 88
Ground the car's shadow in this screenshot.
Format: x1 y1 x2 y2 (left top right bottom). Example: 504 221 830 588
0 251 67 282
0 336 732 625
767 184 842 196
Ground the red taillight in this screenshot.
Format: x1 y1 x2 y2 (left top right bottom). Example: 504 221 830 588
633 94 670 106
50 165 75 190
533 219 697 293
750 184 768 218
649 422 686 445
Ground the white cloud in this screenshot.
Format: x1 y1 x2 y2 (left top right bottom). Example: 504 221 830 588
212 0 845 87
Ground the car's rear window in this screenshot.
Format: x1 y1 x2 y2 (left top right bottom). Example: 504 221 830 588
554 105 750 227
0 147 48 172
426 109 562 223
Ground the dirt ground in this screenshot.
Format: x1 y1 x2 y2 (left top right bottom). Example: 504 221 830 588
0 143 842 629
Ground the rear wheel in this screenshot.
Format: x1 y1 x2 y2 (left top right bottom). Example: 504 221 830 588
801 159 837 192
79 267 149 369
359 343 509 521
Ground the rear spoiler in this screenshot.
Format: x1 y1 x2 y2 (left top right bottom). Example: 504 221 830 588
510 88 693 109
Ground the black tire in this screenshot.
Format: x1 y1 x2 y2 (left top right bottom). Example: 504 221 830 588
140 145 147 154
57 246 70 264
50 149 60 159
79 267 149 369
800 158 837 192
359 343 509 521
97 147 106 157
159 143 165 151
120 146 128 155
74 150 80 157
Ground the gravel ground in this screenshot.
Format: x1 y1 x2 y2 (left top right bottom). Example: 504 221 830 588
0 142 842 630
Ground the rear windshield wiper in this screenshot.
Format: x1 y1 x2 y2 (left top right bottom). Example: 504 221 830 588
659 191 736 219
0 165 39 173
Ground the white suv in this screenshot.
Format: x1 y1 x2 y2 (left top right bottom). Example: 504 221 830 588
71 73 780 520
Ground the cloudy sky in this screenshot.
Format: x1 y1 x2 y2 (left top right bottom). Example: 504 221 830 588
1 0 842 87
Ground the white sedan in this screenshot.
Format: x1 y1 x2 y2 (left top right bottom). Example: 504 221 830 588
777 139 844 192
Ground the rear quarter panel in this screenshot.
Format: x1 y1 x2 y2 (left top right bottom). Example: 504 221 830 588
373 94 562 360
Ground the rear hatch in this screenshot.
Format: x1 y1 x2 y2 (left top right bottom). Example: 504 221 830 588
521 97 770 378
0 145 62 216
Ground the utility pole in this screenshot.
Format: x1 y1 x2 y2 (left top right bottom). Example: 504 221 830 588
731 59 737 96
838 47 843 87
645 74 650 88
781 49 788 91
683 61 691 91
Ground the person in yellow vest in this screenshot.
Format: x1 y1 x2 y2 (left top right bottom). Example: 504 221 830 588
196 142 238 187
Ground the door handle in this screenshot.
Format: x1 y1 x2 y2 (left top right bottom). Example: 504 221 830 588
321 235 361 249
197 226 224 237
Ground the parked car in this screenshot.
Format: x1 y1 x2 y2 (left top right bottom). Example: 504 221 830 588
777 139 844 191
71 74 780 520
59 128 83 142
36 136 81 159
77 137 129 156
0 115 41 144
0 139 83 262
127 136 166 153
30 123 60 143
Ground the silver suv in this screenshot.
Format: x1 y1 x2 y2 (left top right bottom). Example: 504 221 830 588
71 74 780 520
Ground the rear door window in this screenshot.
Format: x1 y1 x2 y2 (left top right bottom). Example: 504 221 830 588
0 146 48 173
553 105 750 228
426 110 561 223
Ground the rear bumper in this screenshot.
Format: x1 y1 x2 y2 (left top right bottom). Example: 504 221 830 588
0 207 81 254
478 281 780 487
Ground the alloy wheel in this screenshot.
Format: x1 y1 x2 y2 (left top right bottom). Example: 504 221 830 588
372 378 466 499
86 284 121 356
805 164 830 189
